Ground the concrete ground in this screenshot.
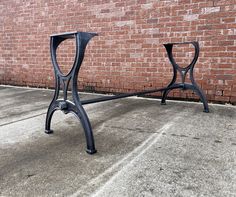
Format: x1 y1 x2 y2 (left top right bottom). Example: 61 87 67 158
0 85 235 197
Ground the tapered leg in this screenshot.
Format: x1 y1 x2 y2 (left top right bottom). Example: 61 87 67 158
45 101 57 134
161 88 172 105
193 85 209 113
161 70 177 105
77 105 97 154
65 101 97 154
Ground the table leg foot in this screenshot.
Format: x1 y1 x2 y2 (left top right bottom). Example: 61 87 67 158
45 129 54 134
86 148 97 155
203 109 209 113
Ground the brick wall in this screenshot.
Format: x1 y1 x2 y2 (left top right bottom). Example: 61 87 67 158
0 0 235 104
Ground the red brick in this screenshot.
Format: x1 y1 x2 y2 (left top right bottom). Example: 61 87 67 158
0 0 235 104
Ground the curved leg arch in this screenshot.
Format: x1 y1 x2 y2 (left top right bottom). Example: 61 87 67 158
161 89 173 105
161 70 177 105
162 41 209 112
76 105 97 154
182 84 209 112
66 102 97 154
45 31 98 154
45 102 58 134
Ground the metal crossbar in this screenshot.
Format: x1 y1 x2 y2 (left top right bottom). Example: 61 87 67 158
45 31 209 154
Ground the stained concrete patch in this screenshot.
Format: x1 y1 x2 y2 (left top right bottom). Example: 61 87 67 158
0 86 236 196
0 87 53 126
91 106 236 197
0 86 180 196
0 86 99 126
0 86 35 97
0 120 151 196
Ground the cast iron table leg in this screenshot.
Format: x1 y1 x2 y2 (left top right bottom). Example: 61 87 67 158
161 42 209 113
45 31 98 154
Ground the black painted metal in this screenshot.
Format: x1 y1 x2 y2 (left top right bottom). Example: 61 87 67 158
45 31 98 154
82 85 179 105
161 41 209 113
45 32 209 154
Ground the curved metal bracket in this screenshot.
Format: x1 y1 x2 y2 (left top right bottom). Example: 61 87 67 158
161 41 209 113
45 36 209 155
45 31 98 154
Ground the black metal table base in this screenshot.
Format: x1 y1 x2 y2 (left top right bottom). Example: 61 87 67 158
161 42 209 113
45 32 209 154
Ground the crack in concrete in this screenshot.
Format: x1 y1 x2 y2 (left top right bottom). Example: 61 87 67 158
70 115 183 197
0 112 47 127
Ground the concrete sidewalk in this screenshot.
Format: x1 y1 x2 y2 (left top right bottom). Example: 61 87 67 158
0 85 235 197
